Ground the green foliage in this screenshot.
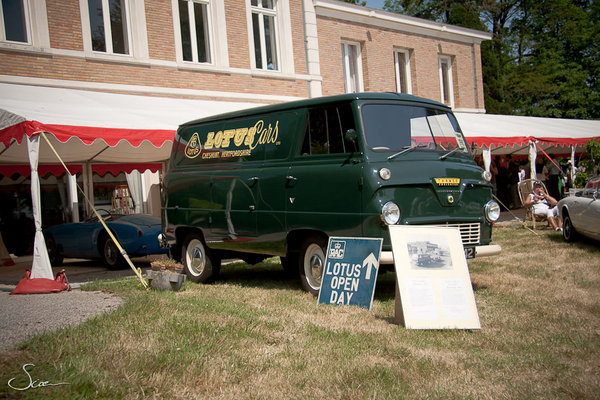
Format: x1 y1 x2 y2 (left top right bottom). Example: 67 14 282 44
342 0 367 6
575 139 600 187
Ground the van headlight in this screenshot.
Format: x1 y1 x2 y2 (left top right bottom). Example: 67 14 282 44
381 201 400 225
485 200 501 222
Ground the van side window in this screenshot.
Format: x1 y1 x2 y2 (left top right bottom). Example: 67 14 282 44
301 103 356 155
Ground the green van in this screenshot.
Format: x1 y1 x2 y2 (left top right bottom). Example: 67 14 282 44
161 93 501 295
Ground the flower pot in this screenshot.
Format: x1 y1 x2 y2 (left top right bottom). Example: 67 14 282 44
146 270 186 291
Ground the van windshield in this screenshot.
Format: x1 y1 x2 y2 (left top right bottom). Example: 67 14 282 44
360 103 469 155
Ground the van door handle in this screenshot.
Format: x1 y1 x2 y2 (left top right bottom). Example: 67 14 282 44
247 176 259 186
286 175 298 187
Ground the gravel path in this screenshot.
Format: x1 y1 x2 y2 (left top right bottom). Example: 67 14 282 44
0 290 122 353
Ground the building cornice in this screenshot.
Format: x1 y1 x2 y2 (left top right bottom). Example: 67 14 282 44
314 0 492 44
0 75 305 103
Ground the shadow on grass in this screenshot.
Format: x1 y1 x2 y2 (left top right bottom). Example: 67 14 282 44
208 258 400 301
547 233 600 250
216 259 302 292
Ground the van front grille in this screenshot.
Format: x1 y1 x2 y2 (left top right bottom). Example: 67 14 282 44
427 222 481 245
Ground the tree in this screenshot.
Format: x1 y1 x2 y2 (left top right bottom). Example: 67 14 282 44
343 0 367 6
382 0 600 119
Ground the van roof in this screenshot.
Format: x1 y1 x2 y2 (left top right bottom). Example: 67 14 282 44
180 92 449 127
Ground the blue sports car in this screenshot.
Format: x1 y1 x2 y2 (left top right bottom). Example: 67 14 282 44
43 210 168 268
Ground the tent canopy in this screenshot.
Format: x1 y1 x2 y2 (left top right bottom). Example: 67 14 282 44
0 83 260 174
456 112 600 156
1 83 598 169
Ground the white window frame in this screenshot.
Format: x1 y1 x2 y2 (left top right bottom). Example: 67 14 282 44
439 55 454 108
81 0 133 56
341 41 363 93
248 0 280 71
173 0 228 67
394 48 412 94
0 0 31 44
174 0 213 64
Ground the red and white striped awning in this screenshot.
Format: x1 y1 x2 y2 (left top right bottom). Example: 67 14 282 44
0 83 260 176
456 112 600 155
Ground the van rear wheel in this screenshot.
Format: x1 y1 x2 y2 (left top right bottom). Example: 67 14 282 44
299 236 327 296
182 233 220 283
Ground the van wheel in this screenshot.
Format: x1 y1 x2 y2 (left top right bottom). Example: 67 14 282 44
299 236 327 296
182 233 220 283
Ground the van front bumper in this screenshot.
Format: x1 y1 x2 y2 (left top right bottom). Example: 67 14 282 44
379 244 501 264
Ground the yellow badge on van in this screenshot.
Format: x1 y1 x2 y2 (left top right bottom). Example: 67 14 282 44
434 178 460 186
184 132 202 159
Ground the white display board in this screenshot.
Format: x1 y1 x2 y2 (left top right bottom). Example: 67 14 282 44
390 225 481 330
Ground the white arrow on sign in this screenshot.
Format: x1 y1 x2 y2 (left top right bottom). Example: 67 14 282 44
362 253 378 280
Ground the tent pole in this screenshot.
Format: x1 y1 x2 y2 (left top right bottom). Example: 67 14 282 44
67 173 79 222
83 162 94 218
529 141 537 180
570 145 576 184
482 147 491 173
27 135 53 280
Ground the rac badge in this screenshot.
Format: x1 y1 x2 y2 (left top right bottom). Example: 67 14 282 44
447 194 455 204
435 177 460 186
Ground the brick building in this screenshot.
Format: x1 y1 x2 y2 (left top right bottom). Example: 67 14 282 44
0 0 490 109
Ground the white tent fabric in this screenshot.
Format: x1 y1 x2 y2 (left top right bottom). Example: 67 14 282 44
0 83 261 130
27 135 53 279
456 112 600 155
0 83 262 165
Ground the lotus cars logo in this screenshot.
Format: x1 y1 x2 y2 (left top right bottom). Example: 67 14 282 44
184 132 202 159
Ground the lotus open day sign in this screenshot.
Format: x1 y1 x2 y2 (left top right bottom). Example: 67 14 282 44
318 237 383 310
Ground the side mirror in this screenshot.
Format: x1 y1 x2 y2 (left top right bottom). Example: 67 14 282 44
345 129 358 143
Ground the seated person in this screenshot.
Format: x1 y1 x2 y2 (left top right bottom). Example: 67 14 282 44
523 182 563 231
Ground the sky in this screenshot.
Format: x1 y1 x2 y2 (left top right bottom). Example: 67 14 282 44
365 0 385 10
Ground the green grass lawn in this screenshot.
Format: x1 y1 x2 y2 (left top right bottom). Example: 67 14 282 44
1 226 599 399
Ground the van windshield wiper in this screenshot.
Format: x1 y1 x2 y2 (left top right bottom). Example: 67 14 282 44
439 147 461 160
387 144 427 161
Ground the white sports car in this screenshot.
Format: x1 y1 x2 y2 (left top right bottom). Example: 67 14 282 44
558 177 600 242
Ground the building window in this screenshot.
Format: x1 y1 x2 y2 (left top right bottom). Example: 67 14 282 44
87 0 130 54
178 0 211 63
342 42 363 93
394 49 412 94
250 0 278 70
439 56 454 107
1 0 29 43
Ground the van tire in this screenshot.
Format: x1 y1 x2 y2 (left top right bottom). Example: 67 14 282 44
298 236 327 296
182 233 220 283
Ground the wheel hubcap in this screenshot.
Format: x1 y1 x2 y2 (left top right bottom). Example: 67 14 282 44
305 244 324 290
187 240 205 276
